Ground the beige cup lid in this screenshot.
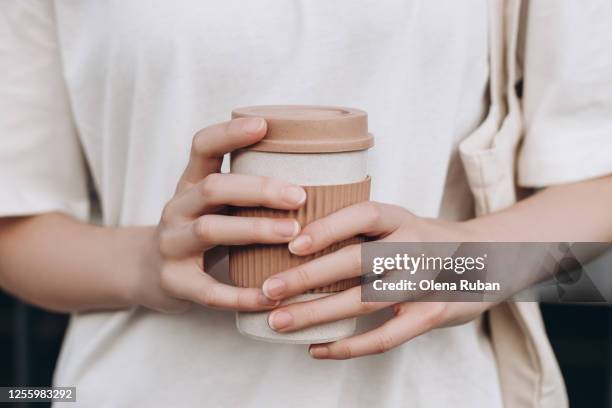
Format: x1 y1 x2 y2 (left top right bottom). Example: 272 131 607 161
231 105 374 153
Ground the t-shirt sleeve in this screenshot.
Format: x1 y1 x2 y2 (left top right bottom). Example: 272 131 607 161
0 1 89 220
518 0 612 187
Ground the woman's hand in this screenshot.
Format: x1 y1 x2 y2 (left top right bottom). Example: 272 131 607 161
135 117 307 313
261 201 491 359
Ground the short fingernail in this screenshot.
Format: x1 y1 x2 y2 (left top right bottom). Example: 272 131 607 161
289 235 312 253
243 117 265 134
258 294 279 307
268 310 293 331
282 186 306 205
309 346 329 359
263 278 286 298
273 220 300 237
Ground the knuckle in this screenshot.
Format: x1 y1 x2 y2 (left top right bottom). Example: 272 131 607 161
315 218 337 244
235 290 250 310
248 217 268 240
343 245 362 272
191 130 205 155
198 284 218 306
160 202 175 225
337 343 353 360
374 332 396 354
257 177 278 203
362 201 383 229
157 231 173 257
358 301 378 314
193 216 214 243
200 173 224 197
303 305 322 326
294 265 313 288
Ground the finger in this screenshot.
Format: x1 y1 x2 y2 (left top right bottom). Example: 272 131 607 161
267 286 394 332
178 118 267 190
166 173 306 221
262 244 361 300
309 302 448 359
159 215 301 258
161 259 279 311
288 201 406 255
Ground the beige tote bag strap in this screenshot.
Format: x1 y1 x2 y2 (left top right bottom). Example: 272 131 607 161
485 1 569 406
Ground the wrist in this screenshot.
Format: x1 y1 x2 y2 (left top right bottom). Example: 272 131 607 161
459 217 497 241
109 225 157 308
411 216 491 242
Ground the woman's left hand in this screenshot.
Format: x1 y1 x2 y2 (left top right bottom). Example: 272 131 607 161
261 201 493 359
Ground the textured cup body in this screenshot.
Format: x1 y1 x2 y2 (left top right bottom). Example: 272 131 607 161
229 177 371 292
228 106 373 344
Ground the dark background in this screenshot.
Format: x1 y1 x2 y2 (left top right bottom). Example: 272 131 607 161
1 293 611 407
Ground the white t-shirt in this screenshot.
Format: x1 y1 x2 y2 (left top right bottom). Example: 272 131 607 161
2 1 610 407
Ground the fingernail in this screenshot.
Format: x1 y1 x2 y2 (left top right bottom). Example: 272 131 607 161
282 186 306 205
309 346 329 359
258 294 279 307
243 118 265 134
268 310 293 331
289 235 312 253
263 278 286 298
273 220 300 237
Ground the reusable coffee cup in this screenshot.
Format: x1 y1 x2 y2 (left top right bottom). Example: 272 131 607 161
229 105 373 344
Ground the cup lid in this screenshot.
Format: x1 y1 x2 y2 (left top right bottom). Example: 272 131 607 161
231 105 374 153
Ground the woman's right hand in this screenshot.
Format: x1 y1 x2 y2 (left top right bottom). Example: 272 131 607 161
135 117 307 313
